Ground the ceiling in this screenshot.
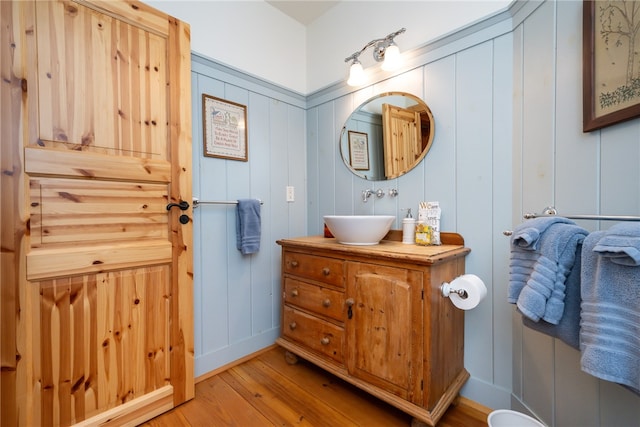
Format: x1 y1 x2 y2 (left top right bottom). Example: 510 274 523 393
266 1 340 25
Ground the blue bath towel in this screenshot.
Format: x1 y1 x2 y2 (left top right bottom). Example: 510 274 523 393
508 217 578 303
236 199 261 255
508 249 540 303
516 222 588 324
522 244 582 350
580 228 640 394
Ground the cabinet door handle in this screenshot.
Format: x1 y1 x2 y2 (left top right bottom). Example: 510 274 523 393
289 321 297 330
320 337 330 345
322 267 330 276
322 299 331 307
345 298 355 319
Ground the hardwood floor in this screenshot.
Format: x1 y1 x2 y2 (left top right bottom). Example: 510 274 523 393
141 346 491 427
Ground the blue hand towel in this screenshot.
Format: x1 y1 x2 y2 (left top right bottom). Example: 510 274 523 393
508 217 578 303
580 229 640 394
593 222 640 266
236 199 261 255
516 223 588 324
511 216 576 250
522 244 582 350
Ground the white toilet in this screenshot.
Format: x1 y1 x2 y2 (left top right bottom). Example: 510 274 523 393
487 409 545 427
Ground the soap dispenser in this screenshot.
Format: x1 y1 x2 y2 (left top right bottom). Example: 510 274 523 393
402 208 416 244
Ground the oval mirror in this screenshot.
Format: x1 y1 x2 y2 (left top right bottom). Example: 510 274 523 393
340 92 434 180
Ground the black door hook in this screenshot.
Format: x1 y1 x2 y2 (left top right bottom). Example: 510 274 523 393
166 200 190 211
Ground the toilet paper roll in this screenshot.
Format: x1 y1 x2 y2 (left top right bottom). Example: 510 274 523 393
447 274 487 310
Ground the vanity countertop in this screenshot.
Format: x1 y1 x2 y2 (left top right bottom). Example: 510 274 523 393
277 232 470 265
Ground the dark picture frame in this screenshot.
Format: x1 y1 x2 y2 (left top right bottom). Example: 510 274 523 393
202 94 248 161
583 0 640 132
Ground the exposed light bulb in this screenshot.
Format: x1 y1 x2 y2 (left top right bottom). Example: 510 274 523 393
381 44 401 71
344 28 406 86
347 61 366 86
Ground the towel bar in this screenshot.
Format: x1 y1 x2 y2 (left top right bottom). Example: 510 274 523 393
193 197 264 208
503 206 640 236
524 206 640 221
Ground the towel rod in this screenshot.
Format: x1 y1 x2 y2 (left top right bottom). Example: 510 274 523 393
192 198 263 208
503 206 640 236
524 206 640 222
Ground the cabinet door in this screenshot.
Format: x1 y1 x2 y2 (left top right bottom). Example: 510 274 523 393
346 262 423 401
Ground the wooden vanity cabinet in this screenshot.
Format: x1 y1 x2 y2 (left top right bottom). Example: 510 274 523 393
276 234 471 426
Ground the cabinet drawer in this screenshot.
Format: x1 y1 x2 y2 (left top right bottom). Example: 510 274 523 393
283 251 344 288
284 278 344 321
282 306 344 364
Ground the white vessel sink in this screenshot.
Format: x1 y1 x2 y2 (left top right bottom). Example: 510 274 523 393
323 215 395 245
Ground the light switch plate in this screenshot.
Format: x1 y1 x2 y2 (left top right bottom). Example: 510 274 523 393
286 186 295 202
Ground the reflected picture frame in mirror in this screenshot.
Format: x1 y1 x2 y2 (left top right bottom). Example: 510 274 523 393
347 131 369 170
340 92 434 180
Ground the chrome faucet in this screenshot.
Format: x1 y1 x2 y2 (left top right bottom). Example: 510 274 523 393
362 189 373 202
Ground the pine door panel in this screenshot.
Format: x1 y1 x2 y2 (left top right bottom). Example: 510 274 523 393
29 177 169 246
24 148 172 182
34 0 168 157
38 268 170 424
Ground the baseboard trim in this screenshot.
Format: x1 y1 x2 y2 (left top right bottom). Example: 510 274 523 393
194 327 280 378
460 376 512 410
195 343 278 383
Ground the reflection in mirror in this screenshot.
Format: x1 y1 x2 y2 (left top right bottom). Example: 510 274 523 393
340 92 434 180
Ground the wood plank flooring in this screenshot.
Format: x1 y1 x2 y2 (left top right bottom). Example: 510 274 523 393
141 346 491 427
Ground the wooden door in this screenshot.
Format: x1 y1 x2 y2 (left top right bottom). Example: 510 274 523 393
345 262 423 403
1 1 193 425
382 103 422 178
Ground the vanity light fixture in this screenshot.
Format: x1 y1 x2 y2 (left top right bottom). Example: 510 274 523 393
345 28 406 87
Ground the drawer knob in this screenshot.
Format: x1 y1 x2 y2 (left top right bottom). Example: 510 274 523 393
320 337 330 345
289 321 297 330
322 267 330 276
291 289 299 297
290 260 299 268
322 299 331 307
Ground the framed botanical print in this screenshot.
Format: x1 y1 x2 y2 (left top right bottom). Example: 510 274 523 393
583 0 640 131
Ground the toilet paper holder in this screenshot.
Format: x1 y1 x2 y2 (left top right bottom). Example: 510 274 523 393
440 281 468 299
439 274 487 310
